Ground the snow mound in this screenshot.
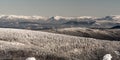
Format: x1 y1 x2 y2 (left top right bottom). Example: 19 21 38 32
103 54 112 60
26 57 36 60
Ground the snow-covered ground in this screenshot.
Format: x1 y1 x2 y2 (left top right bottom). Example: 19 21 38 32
0 28 120 60
49 27 120 41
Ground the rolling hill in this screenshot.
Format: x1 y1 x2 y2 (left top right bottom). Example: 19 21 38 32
0 28 120 60
46 27 120 41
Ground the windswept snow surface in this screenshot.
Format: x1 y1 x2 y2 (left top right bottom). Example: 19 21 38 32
0 28 120 60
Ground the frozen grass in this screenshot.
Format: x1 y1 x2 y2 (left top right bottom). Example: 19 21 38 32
0 28 120 60
47 27 120 41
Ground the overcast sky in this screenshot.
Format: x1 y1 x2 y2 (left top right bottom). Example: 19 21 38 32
0 0 120 17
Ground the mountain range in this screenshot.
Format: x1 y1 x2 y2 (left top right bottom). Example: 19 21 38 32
0 15 120 30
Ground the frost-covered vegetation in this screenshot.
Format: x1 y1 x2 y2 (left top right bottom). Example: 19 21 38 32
0 28 120 60
47 27 120 41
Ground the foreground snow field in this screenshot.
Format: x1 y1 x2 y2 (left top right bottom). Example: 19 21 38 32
0 28 120 60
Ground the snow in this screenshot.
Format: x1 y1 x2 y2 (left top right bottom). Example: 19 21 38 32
0 15 119 29
77 16 96 19
0 15 97 21
0 15 120 21
59 27 88 31
0 15 48 20
107 15 120 20
114 51 120 55
103 54 112 60
26 57 36 60
54 16 73 20
53 16 96 20
0 28 119 60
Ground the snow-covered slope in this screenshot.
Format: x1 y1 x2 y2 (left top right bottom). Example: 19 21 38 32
48 27 120 40
0 28 120 60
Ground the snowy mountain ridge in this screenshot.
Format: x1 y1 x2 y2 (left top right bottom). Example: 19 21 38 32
0 15 120 21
